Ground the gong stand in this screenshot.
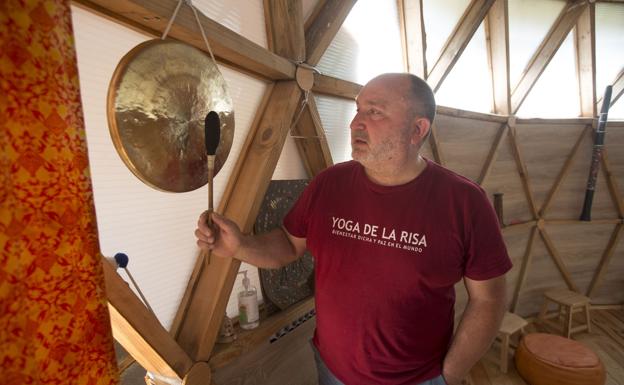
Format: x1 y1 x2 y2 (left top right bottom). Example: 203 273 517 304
94 0 354 384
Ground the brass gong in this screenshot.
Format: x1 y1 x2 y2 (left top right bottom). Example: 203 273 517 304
107 39 234 192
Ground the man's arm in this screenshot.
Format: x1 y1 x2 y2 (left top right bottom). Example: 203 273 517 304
442 275 507 385
195 211 306 269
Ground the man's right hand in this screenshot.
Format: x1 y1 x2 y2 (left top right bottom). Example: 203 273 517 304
195 211 243 258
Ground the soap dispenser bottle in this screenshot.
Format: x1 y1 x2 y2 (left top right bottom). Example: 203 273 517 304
237 270 259 330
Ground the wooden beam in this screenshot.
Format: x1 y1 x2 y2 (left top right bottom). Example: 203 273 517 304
176 81 303 361
511 0 586 114
401 0 427 78
103 260 193 380
539 125 590 217
601 148 624 218
264 0 306 61
478 122 509 185
76 0 295 80
536 221 580 292
508 125 539 219
586 223 623 297
428 123 446 166
427 0 496 92
510 225 537 312
485 0 511 115
598 68 624 111
312 73 362 99
575 2 596 117
305 0 357 66
292 96 334 177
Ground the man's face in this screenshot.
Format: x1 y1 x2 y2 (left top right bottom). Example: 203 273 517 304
350 77 414 169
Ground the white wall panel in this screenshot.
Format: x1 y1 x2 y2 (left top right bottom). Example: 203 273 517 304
316 0 403 85
314 95 355 164
193 0 268 49
71 4 272 327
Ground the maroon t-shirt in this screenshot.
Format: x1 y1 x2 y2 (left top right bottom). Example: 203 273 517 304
284 159 512 385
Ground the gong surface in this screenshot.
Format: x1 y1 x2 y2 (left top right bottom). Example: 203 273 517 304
255 180 314 311
107 39 234 192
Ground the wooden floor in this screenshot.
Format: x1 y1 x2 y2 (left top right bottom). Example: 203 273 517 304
467 308 624 385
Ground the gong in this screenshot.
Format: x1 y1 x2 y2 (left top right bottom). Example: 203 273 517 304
107 39 234 192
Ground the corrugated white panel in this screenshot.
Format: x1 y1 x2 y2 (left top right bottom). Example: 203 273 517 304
508 0 566 88
71 4 274 327
422 0 471 71
193 0 268 49
595 3 624 119
435 24 493 113
314 95 356 164
316 0 403 85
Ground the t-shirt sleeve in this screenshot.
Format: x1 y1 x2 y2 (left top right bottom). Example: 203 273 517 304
463 188 513 280
283 174 323 238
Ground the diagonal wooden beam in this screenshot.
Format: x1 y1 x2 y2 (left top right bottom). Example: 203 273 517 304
485 0 511 115
75 0 295 80
510 225 538 312
508 124 539 219
539 125 590 217
312 73 362 99
586 223 623 297
574 2 596 117
400 0 427 78
428 123 446 166
537 220 580 292
601 148 624 218
478 122 509 186
305 0 357 66
264 0 306 61
292 96 334 177
103 260 193 380
427 0 496 92
598 68 624 111
511 0 586 114
176 81 303 361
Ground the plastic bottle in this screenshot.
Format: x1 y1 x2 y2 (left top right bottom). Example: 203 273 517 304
237 270 259 329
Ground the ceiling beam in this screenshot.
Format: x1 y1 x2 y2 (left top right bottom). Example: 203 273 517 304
400 0 427 78
312 73 362 99
176 81 303 361
485 0 511 115
427 0 496 92
511 0 586 114
305 0 358 66
103 260 193 380
575 2 596 117
264 0 306 61
74 0 295 80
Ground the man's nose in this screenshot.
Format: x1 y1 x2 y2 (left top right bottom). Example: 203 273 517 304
350 112 365 131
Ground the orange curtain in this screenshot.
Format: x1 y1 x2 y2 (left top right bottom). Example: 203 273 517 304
0 1 118 384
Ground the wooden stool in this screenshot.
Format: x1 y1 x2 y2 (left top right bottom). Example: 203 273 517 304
538 289 592 338
495 312 528 373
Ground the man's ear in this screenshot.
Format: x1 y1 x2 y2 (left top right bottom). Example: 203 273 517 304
410 117 431 145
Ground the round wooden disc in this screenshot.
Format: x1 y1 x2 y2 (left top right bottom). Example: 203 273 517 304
107 39 235 192
295 66 314 91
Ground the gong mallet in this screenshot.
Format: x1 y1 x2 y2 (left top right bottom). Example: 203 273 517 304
580 85 612 221
205 111 221 264
113 252 156 316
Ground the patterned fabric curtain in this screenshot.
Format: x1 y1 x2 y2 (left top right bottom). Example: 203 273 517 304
1 1 118 384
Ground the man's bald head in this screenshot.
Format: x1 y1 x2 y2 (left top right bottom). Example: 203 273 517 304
367 73 436 125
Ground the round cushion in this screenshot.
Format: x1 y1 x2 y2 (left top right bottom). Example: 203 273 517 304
515 333 605 385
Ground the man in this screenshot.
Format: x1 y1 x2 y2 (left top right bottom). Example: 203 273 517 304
196 73 512 385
